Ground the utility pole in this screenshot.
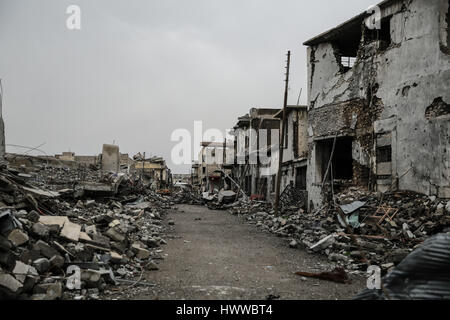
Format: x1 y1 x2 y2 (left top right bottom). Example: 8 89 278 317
274 51 291 216
0 79 5 161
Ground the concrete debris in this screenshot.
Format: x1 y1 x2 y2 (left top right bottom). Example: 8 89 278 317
0 156 175 300
218 187 450 271
8 229 29 246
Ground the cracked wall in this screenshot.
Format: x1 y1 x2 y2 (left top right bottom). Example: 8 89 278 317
306 0 450 209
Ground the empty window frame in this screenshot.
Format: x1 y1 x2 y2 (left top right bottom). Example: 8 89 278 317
316 137 353 182
364 16 392 49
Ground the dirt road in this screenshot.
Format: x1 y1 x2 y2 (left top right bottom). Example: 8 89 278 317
115 204 366 300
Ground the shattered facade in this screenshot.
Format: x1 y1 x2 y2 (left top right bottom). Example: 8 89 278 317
197 142 233 193
304 0 450 210
274 106 309 193
232 108 280 201
133 156 171 189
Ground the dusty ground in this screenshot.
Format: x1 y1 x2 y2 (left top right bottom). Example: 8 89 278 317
111 204 366 300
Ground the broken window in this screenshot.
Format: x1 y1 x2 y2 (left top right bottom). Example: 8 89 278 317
376 133 392 177
376 146 392 163
364 16 392 50
315 137 353 183
295 167 307 190
332 20 362 72
425 97 450 120
341 57 356 69
293 118 299 158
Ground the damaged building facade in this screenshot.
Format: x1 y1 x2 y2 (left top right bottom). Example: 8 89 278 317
304 0 450 210
275 105 309 192
232 108 280 201
133 156 171 189
197 141 233 193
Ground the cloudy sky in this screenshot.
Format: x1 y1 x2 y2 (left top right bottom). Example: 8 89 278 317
0 0 376 173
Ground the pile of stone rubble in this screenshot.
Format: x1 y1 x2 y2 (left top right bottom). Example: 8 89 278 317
0 162 175 300
226 187 450 273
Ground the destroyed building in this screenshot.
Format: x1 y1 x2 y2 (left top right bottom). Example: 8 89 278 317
274 105 309 192
304 0 450 210
231 108 281 201
55 152 76 162
191 161 200 187
133 156 171 189
197 141 233 193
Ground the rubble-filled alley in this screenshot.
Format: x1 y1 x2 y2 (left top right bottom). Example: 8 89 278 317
1 0 450 303
105 204 365 300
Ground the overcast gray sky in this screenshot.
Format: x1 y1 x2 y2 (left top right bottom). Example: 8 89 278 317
0 0 376 173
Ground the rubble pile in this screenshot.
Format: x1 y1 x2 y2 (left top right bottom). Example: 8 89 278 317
0 163 174 300
226 187 450 272
171 187 204 205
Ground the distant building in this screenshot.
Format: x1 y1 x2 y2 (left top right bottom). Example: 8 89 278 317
274 105 309 192
134 155 171 189
198 141 233 193
231 108 280 201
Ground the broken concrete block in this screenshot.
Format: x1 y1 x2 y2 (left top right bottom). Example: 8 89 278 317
39 216 69 228
436 203 445 215
81 269 104 289
85 200 96 208
146 261 159 271
8 229 29 246
446 201 450 214
26 210 40 223
328 253 349 263
49 255 65 269
131 244 150 260
33 258 50 274
33 282 62 300
0 274 23 294
33 240 58 259
105 228 125 242
59 221 81 242
31 223 50 238
85 225 97 236
310 234 336 252
109 251 123 264
108 220 121 228
12 260 38 283
79 232 92 242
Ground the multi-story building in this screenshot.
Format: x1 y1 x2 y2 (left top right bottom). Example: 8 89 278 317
198 142 233 193
303 0 450 210
274 105 309 192
232 108 281 201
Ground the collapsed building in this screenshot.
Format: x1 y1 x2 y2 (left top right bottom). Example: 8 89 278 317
231 108 280 201
190 161 200 187
197 141 233 193
274 105 309 192
304 0 450 210
133 155 171 189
